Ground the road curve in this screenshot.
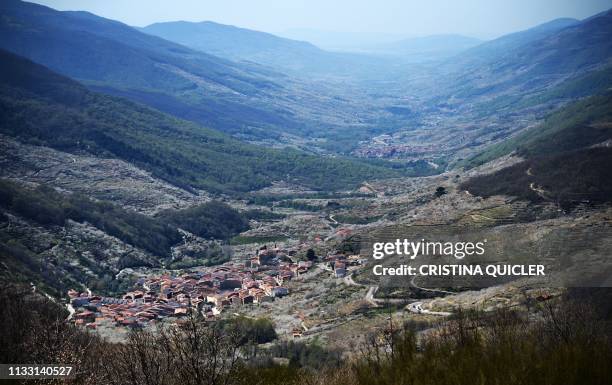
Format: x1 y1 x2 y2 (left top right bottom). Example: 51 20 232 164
407 301 451 316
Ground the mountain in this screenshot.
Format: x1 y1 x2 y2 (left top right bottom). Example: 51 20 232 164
0 1 385 147
140 21 393 77
0 1 272 93
453 18 579 62
461 92 612 208
0 49 407 195
437 13 611 103
462 146 612 210
462 92 612 168
363 34 482 62
377 12 612 167
141 21 323 68
277 29 406 51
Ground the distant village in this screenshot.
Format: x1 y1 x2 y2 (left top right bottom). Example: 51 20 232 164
69 243 365 331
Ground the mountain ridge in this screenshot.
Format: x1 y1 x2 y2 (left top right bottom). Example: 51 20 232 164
0 0 387 148
436 11 611 103
0 49 410 195
140 19 397 77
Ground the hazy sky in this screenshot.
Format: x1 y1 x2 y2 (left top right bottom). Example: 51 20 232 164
31 0 612 40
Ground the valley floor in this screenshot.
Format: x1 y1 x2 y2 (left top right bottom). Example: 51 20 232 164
6 133 607 352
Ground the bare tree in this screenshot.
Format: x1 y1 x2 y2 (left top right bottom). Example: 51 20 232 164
104 313 242 385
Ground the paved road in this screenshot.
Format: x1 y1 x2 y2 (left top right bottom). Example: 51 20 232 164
407 301 452 316
344 273 364 287
333 266 452 315
410 276 455 295
365 286 379 306
317 263 332 272
342 271 448 309
66 304 76 320
529 182 547 198
363 285 409 306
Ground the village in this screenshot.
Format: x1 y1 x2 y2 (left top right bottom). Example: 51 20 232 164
68 243 366 332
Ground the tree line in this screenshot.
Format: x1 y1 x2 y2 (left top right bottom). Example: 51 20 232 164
2 283 611 385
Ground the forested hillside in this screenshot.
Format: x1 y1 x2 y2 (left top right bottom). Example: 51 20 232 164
0 0 394 147
463 92 612 167
461 93 612 208
141 21 389 77
438 11 612 103
0 50 406 195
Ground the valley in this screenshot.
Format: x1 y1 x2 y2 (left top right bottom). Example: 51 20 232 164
1 1 612 383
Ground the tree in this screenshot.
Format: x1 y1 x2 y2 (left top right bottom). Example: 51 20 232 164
105 313 242 385
435 186 447 197
306 248 317 261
